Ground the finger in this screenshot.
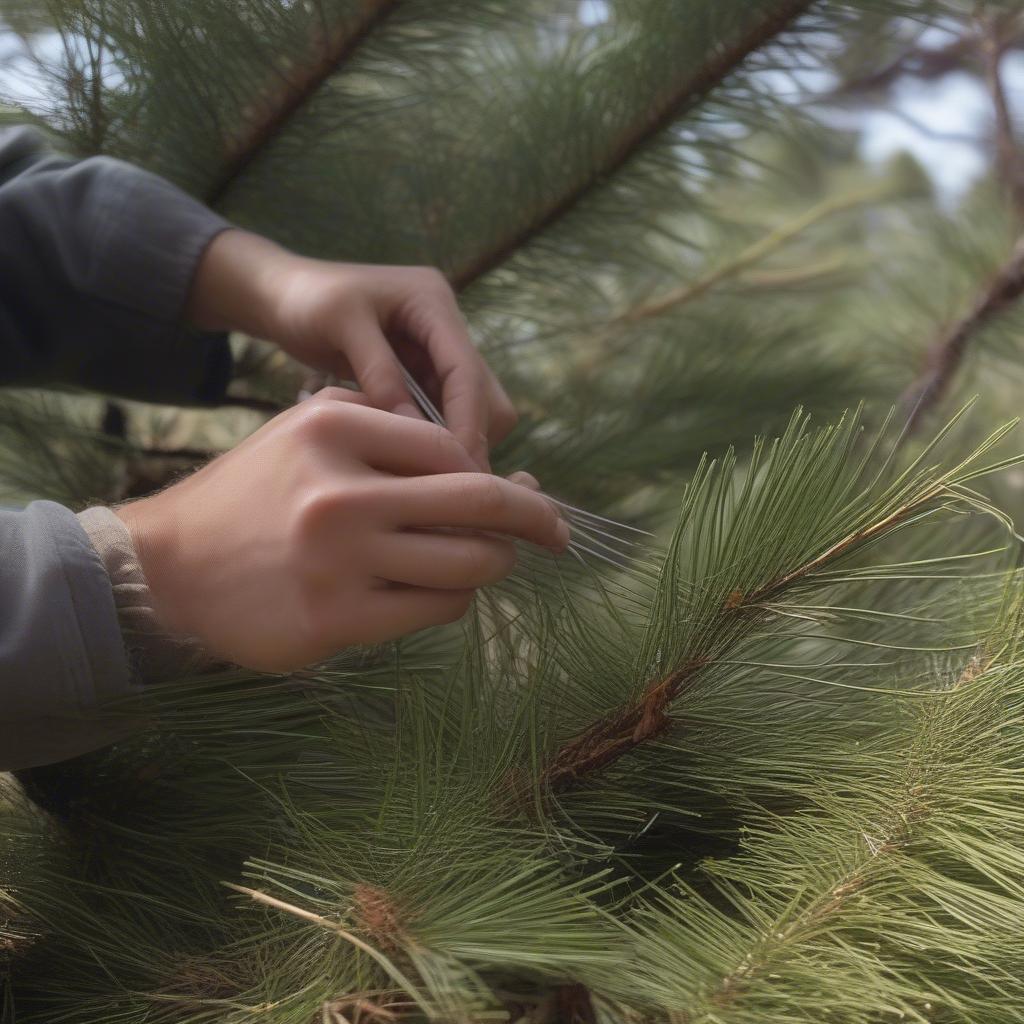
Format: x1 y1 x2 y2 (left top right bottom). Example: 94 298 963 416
340 310 423 419
373 532 517 589
411 297 490 468
484 370 518 446
304 399 478 476
360 586 476 640
309 385 371 406
384 473 570 551
506 471 540 492
441 362 490 471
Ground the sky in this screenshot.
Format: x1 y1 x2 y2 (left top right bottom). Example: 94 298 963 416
853 52 1024 202
580 2 1024 204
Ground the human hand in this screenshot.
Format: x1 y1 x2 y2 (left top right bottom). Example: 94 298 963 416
186 229 516 469
115 389 567 673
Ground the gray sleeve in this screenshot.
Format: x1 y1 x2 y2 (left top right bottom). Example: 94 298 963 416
0 125 234 404
0 501 136 770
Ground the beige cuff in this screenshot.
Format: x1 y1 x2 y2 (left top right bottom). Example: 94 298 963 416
77 506 212 684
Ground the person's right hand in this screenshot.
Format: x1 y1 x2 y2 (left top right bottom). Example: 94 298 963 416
115 389 568 673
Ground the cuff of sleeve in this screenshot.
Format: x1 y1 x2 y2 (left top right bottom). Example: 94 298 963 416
77 506 213 684
88 157 233 325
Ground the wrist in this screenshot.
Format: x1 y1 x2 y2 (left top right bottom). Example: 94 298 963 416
186 228 301 341
114 494 193 641
83 503 212 682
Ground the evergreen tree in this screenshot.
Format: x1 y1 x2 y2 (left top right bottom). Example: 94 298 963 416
2 2 1024 1021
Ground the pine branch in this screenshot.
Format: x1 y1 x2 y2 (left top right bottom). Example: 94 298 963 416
898 10 1024 434
205 0 403 207
448 0 814 291
671 651 993 1023
539 418 1012 795
615 186 886 325
901 234 1024 433
831 33 981 97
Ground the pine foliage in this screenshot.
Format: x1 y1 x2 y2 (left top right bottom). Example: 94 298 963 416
2 2 1024 1022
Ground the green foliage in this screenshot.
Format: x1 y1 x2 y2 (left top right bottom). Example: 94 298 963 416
2 1 1024 1022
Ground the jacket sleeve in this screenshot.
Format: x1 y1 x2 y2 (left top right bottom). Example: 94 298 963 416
0 129 238 769
0 501 138 770
0 126 234 404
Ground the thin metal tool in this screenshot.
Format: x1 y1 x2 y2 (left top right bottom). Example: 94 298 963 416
399 367 654 574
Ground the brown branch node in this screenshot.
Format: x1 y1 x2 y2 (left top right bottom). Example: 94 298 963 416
543 658 710 793
353 883 405 952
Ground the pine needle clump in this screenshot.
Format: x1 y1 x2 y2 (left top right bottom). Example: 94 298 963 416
3 1 1024 1021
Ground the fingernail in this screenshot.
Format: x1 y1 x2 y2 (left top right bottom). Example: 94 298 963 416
553 518 571 551
509 471 541 491
393 402 422 419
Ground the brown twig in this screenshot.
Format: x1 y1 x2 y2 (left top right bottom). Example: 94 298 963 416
830 33 982 98
901 234 1024 434
205 0 402 207
449 0 813 291
898 10 1024 433
543 658 710 793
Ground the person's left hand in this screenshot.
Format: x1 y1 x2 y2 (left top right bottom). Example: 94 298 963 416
186 228 517 469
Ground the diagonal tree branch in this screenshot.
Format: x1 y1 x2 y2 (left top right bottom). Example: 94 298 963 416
901 235 1024 434
205 0 402 208
449 0 814 291
900 10 1024 435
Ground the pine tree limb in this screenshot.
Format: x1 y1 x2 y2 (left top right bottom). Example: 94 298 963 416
901 234 1024 433
205 0 402 207
541 476 958 795
672 651 992 1022
449 0 814 291
615 185 886 325
899 10 1024 434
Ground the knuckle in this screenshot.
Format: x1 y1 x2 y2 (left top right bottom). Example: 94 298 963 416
455 540 488 582
291 482 372 542
465 474 506 518
432 425 469 467
488 540 518 581
294 399 346 443
418 265 449 291
360 361 406 407
291 484 342 538
315 385 358 404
